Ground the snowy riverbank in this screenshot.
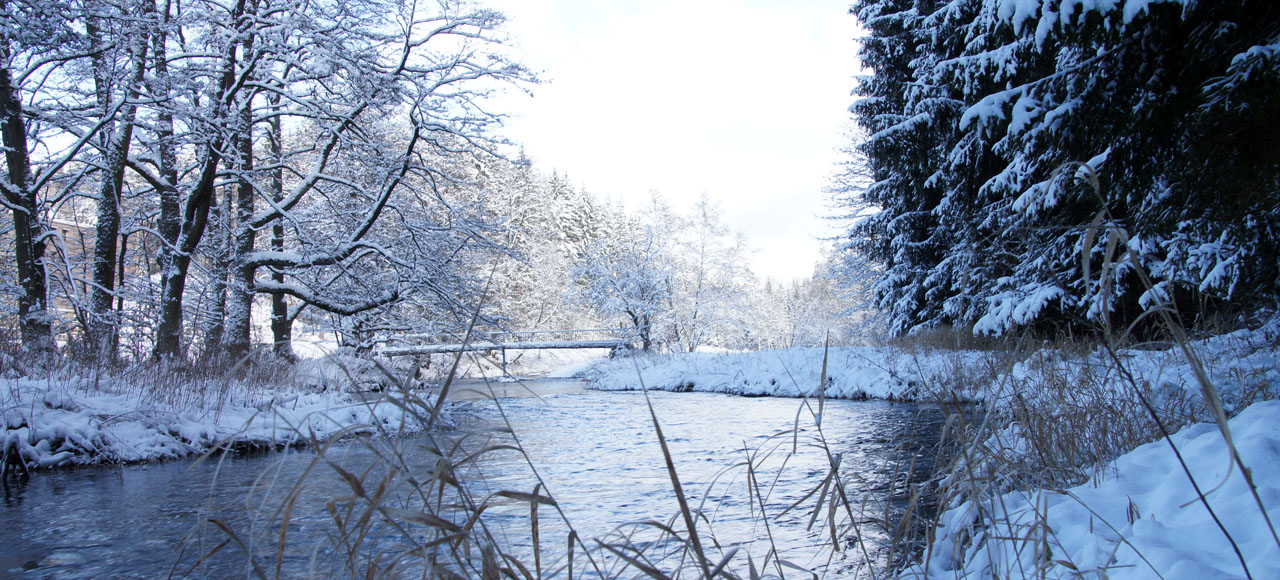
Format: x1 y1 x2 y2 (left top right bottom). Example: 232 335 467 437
583 325 1279 410
4 325 1278 579
909 399 1280 579
583 322 1280 579
0 355 431 471
583 345 990 400
905 321 1280 579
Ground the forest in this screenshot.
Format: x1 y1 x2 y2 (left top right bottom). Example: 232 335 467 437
3 1 1280 579
835 0 1280 337
0 0 855 365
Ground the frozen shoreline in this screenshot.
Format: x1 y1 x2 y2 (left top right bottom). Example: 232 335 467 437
1 376 420 470
5 326 1279 579
582 345 988 401
581 324 1280 579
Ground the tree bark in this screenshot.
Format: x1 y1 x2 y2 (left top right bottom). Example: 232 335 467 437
151 0 249 360
0 34 51 351
153 151 221 359
87 13 149 362
222 69 257 360
150 0 180 281
201 192 231 354
266 105 295 361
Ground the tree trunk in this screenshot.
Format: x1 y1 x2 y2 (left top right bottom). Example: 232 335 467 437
222 84 257 360
87 17 148 362
151 0 247 360
202 191 232 354
266 108 295 361
0 40 51 352
629 311 652 352
153 150 222 360
150 0 180 280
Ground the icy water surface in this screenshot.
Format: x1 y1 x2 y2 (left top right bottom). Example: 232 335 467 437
1 379 950 579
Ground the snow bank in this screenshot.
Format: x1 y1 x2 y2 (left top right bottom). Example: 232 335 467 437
584 319 1279 410
1001 320 1280 418
583 346 989 401
583 323 1280 580
909 401 1280 579
1 370 431 470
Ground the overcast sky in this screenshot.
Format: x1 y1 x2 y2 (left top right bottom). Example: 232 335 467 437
485 0 862 282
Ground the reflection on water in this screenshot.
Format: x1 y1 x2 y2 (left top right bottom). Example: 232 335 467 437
1 379 949 578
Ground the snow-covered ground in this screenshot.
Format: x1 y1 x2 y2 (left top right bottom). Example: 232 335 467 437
584 345 990 400
451 346 614 379
0 344 616 472
4 323 1278 579
909 400 1280 579
0 353 433 470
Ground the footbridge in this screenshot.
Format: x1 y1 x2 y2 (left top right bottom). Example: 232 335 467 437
379 328 634 362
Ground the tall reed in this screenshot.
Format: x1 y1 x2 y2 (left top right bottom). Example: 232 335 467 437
183 343 956 579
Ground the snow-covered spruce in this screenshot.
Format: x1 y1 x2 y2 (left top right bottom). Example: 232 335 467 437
841 0 1280 336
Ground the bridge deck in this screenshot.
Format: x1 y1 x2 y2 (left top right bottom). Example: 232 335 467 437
381 339 627 357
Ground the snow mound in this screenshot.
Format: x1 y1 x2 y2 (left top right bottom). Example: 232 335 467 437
911 401 1280 579
1 373 430 470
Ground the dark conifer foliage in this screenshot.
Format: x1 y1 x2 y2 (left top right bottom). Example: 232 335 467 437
842 0 1280 335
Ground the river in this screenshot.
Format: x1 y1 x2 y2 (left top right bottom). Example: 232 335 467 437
1 379 951 579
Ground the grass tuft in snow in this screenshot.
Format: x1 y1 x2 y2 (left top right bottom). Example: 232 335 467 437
891 167 1280 579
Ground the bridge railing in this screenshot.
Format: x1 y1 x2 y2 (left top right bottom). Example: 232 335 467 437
388 328 629 344
378 328 636 358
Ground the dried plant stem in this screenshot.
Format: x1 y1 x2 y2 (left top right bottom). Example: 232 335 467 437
632 356 714 579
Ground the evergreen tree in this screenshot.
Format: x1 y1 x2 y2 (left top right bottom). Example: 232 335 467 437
844 0 1280 335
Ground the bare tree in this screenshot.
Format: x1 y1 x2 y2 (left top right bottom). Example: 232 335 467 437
125 0 529 360
666 194 754 352
82 0 151 361
0 0 104 352
572 218 670 352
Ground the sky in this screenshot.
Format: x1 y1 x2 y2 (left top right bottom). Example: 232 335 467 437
484 0 863 282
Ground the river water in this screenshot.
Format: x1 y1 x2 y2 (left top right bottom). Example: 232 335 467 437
1 379 950 579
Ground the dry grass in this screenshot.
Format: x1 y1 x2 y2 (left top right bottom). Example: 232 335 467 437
889 331 1277 578
174 344 964 580
886 164 1280 578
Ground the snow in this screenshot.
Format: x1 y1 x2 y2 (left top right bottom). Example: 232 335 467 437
960 90 1016 135
973 283 1065 336
1122 0 1186 25
582 320 1280 579
1007 92 1041 136
0 360 432 470
907 401 1280 579
5 321 1278 580
996 0 1042 32
584 345 988 401
583 322 1277 412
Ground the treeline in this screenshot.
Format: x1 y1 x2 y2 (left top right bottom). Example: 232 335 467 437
0 0 529 362
838 0 1280 336
1 0 863 365
484 160 863 352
